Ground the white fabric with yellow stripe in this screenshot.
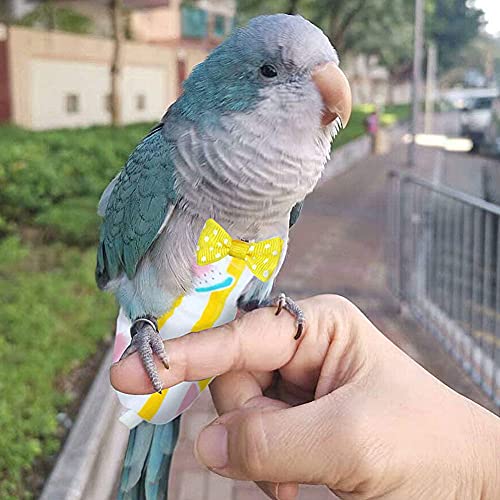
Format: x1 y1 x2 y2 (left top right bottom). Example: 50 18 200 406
113 257 254 428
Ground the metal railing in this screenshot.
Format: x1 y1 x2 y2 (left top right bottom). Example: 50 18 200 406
387 171 500 411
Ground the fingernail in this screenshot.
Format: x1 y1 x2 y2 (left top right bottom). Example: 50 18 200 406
277 483 297 500
196 424 228 469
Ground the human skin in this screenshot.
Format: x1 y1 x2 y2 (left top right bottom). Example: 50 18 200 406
111 295 500 499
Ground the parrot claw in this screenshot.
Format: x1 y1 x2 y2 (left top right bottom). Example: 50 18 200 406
120 316 169 393
275 292 286 316
264 293 306 340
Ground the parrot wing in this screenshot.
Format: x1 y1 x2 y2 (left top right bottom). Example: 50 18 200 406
289 200 304 228
96 126 177 288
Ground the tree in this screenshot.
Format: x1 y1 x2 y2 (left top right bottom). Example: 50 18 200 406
16 1 94 34
237 0 299 24
110 0 124 126
236 0 485 81
426 0 484 73
286 0 300 15
344 0 414 102
311 0 371 55
442 33 500 86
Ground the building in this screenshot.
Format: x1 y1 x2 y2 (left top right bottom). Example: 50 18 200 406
0 0 236 129
2 0 236 43
342 53 411 106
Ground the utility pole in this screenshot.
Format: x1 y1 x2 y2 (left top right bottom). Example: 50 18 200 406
424 43 437 134
110 0 124 126
408 0 425 166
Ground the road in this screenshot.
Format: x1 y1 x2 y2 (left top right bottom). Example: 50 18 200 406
168 119 498 500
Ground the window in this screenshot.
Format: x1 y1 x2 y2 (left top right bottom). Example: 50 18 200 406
214 15 225 37
136 94 146 111
181 5 208 39
66 94 79 114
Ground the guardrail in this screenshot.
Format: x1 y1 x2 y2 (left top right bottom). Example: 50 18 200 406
387 171 500 411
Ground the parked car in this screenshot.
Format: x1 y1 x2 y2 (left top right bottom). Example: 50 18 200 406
460 95 495 151
481 94 500 204
481 93 500 158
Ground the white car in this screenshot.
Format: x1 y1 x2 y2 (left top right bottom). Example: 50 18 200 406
460 96 495 150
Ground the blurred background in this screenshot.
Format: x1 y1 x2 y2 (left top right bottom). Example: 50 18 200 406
0 1 499 499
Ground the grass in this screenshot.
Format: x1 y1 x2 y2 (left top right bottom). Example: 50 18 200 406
334 103 410 148
0 106 409 498
0 122 155 499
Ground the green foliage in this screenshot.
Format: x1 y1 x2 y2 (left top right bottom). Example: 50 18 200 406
427 0 484 73
344 0 414 80
16 3 94 34
441 33 500 87
237 0 485 78
0 123 155 497
35 198 100 247
0 238 116 499
0 123 154 242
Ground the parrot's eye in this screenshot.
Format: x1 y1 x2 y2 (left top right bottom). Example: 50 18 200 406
260 64 278 79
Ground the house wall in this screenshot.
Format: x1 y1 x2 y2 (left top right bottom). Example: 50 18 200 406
54 0 235 42
181 46 208 75
343 53 411 106
130 2 181 42
7 26 204 129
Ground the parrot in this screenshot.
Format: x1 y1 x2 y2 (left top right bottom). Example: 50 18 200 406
96 13 351 500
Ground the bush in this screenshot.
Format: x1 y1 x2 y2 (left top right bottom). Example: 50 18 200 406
0 123 155 497
35 198 101 247
0 123 154 237
0 237 116 499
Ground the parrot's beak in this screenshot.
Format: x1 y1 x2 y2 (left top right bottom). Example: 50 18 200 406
312 62 352 128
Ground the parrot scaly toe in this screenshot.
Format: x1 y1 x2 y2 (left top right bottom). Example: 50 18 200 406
120 316 169 393
263 293 306 340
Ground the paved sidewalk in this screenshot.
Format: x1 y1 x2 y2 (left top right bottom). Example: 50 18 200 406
168 136 496 499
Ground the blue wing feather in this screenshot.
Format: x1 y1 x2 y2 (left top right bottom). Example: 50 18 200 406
96 128 177 288
289 199 304 228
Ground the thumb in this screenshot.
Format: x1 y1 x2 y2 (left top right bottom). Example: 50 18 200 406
194 392 355 489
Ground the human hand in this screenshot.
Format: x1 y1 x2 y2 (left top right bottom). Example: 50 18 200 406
111 295 500 499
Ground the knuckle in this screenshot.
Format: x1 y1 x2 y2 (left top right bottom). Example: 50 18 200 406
236 413 270 478
305 294 359 336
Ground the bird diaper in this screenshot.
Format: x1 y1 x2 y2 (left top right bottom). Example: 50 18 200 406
113 257 254 428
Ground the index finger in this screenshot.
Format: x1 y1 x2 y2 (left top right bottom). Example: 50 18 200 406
110 303 303 395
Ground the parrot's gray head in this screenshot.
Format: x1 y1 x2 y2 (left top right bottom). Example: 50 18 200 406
171 14 352 224
178 14 351 144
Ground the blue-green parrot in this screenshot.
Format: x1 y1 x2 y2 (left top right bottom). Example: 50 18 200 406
96 13 351 499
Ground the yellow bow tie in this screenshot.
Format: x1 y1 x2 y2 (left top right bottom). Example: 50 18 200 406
196 219 283 282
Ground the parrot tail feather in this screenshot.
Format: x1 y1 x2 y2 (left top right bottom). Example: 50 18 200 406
118 417 181 500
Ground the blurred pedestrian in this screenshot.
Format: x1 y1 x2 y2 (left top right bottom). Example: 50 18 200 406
364 108 379 153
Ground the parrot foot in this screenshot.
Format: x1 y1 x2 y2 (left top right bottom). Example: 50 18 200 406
120 316 169 393
262 293 306 340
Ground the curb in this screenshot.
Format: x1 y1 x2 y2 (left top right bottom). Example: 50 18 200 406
40 349 128 500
